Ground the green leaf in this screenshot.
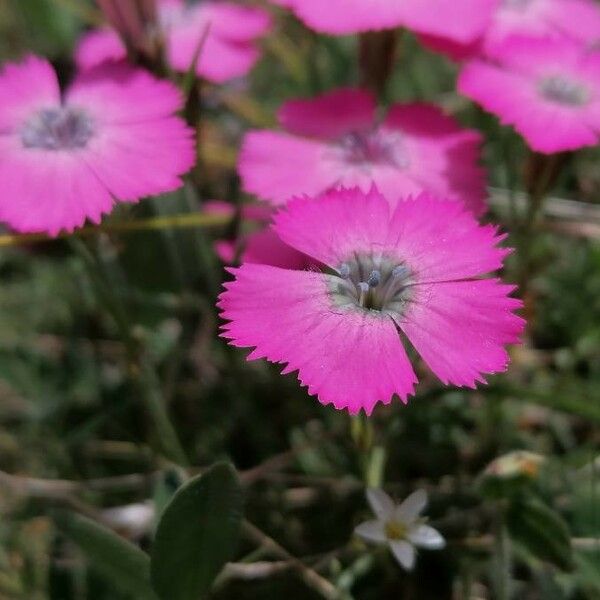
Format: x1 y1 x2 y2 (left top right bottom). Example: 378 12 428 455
150 462 243 600
506 497 574 571
11 0 80 56
54 511 157 600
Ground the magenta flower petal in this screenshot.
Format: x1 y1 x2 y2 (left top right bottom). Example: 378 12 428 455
274 189 506 280
271 0 405 34
278 88 376 138
220 187 524 413
75 29 127 71
458 37 600 153
274 0 495 41
0 55 60 132
79 117 195 202
0 136 113 235
399 279 525 388
219 263 418 414
273 186 391 267
66 62 184 122
382 103 486 214
239 88 487 214
167 23 261 84
397 0 496 44
0 56 194 234
484 0 600 53
243 228 311 270
239 131 335 204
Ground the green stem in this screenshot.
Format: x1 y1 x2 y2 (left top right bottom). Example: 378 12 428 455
71 239 188 466
517 152 567 296
495 518 512 600
358 30 399 98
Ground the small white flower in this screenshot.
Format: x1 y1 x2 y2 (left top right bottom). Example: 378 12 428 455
354 488 445 571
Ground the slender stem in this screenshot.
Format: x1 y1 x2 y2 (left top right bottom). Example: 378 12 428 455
358 30 399 97
517 152 568 298
0 211 231 249
495 522 512 600
71 238 189 466
242 520 341 600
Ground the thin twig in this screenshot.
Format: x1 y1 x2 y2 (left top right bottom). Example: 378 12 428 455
242 520 341 600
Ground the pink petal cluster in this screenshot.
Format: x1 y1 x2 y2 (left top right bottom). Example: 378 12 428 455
458 37 600 153
421 0 600 62
77 0 272 83
239 88 486 216
272 0 496 43
219 187 524 415
0 55 194 235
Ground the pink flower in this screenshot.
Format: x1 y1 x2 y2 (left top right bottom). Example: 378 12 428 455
420 0 600 62
458 37 600 154
272 0 495 42
204 200 310 269
0 55 194 235
76 0 272 83
239 88 487 216
219 187 524 415
482 0 600 54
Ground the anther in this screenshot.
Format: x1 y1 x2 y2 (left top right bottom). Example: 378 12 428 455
367 269 381 288
339 263 351 279
392 265 409 279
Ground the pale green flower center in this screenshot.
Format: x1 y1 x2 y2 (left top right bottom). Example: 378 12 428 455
385 520 409 540
327 255 413 314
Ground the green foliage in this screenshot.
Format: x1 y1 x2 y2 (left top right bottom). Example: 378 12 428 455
507 496 574 571
53 511 157 600
150 463 243 600
1 1 600 599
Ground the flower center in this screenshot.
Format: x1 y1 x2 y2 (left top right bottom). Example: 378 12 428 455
20 107 95 151
327 256 413 314
336 129 410 169
538 76 590 107
385 520 408 541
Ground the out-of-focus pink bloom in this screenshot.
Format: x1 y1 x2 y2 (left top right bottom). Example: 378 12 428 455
219 187 524 415
77 0 272 83
271 0 496 43
0 55 194 235
204 201 309 269
239 88 486 216
458 37 600 154
420 0 600 62
482 0 600 53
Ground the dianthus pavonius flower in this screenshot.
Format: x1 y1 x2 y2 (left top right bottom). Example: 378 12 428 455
219 187 525 415
0 55 194 234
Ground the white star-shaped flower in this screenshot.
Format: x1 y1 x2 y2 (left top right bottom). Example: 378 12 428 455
354 488 445 570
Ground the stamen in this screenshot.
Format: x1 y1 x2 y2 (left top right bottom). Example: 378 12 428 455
392 265 409 279
539 76 589 107
21 107 95 151
358 281 369 307
335 129 410 169
328 257 412 314
367 269 381 288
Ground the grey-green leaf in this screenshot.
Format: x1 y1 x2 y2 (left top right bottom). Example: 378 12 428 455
54 511 157 600
507 497 574 571
150 462 243 600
